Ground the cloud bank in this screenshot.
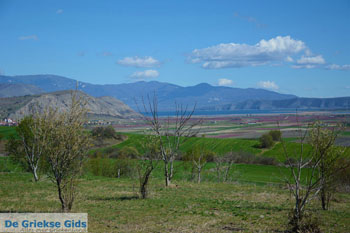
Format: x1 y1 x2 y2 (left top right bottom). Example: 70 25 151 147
189 36 306 69
188 35 349 71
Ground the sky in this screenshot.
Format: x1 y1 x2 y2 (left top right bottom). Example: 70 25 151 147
0 0 349 97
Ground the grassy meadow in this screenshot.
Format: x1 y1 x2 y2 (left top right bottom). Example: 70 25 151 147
1 170 350 232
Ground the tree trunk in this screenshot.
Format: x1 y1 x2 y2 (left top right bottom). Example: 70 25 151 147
164 162 171 186
33 166 39 182
169 161 174 180
197 167 201 183
57 183 67 212
140 169 152 199
321 187 327 210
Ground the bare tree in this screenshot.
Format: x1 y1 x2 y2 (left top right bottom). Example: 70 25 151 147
41 91 91 212
280 117 340 231
309 121 346 210
184 144 213 183
136 135 160 198
215 151 236 183
139 94 201 186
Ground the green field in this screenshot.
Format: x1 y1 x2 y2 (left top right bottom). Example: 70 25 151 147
0 126 17 139
93 133 315 163
113 133 261 154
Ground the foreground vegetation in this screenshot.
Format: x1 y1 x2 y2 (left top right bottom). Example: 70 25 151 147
1 172 349 232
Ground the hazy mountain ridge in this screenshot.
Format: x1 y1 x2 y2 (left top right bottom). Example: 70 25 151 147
206 97 350 110
0 74 297 111
0 90 140 119
0 83 44 97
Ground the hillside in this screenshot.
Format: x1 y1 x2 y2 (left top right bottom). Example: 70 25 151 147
0 90 140 120
0 83 43 97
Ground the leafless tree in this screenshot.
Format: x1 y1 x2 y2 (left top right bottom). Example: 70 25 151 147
136 135 160 198
185 144 213 183
139 94 202 186
215 151 236 183
280 117 340 231
309 121 346 210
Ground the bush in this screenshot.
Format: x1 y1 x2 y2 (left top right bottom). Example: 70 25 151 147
335 158 350 192
119 146 139 159
287 211 321 233
269 130 282 141
259 134 274 148
92 126 121 139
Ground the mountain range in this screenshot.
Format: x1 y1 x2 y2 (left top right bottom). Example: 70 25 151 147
0 74 349 112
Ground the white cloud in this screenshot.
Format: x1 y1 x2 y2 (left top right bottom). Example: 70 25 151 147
188 36 306 69
285 56 294 62
56 9 63 14
257 81 279 90
296 55 325 65
325 64 350 71
117 56 160 68
292 64 316 69
291 55 326 69
130 70 159 79
218 78 234 86
18 35 38 40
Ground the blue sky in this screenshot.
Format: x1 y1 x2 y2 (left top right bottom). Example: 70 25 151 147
0 0 349 97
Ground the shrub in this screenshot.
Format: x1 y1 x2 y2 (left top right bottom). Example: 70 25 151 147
269 130 282 141
259 133 274 148
91 126 122 139
119 146 139 159
287 211 321 233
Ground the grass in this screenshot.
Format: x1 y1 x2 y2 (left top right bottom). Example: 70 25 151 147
0 126 17 139
104 133 261 155
1 172 349 232
93 133 316 163
262 141 313 162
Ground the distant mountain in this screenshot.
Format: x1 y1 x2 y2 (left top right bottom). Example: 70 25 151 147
0 83 43 97
209 97 350 110
0 90 140 120
0 74 297 111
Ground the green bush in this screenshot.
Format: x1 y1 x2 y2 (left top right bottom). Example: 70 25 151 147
259 134 274 148
269 130 282 141
91 126 125 140
119 146 139 159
